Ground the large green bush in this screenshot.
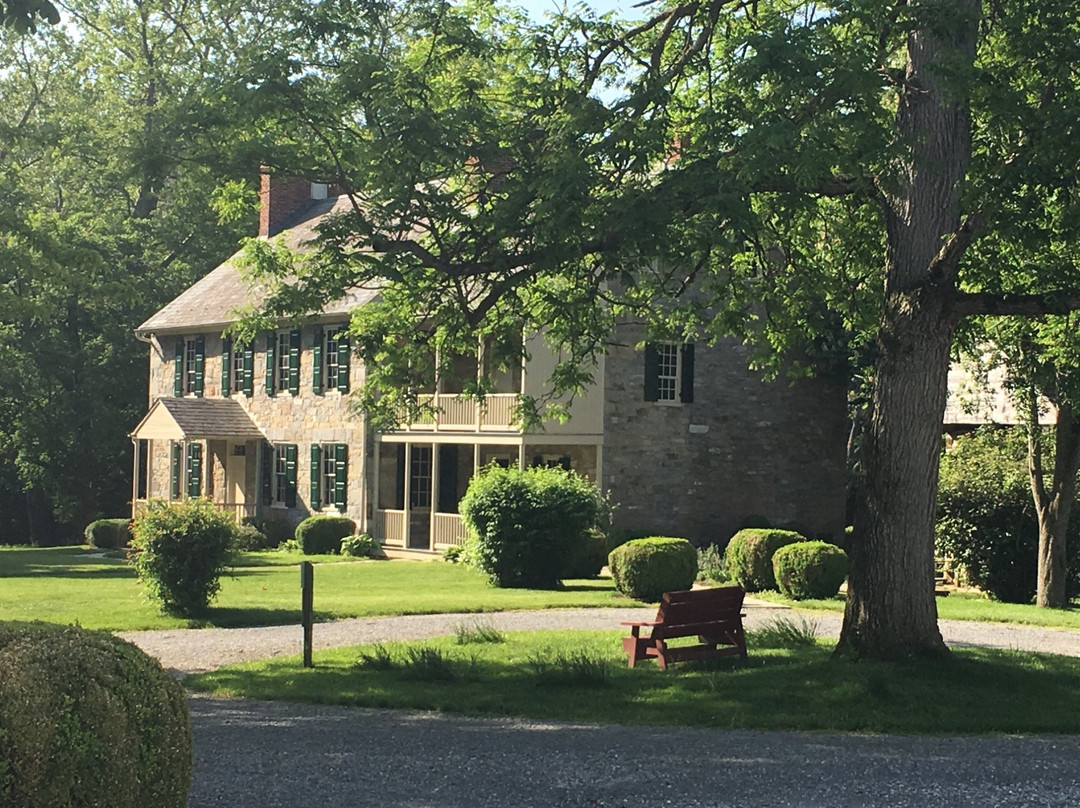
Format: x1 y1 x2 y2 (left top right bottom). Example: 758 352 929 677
607 537 697 601
937 428 1080 603
461 465 609 588
83 518 131 549
0 622 191 808
723 528 805 592
772 540 848 599
130 499 236 617
295 515 356 554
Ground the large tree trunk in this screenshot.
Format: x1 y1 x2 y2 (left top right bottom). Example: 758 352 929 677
838 0 978 658
1032 402 1080 608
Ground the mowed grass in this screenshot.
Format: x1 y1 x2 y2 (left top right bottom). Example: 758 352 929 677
752 590 1080 630
186 629 1080 736
0 546 639 632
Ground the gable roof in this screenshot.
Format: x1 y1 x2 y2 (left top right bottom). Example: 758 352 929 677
136 194 380 335
130 397 265 441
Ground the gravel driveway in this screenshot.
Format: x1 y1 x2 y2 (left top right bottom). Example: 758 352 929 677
187 695 1080 808
115 606 1080 808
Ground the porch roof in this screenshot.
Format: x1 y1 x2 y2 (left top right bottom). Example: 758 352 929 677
130 397 265 441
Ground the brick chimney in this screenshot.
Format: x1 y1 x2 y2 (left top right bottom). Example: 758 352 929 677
259 171 318 238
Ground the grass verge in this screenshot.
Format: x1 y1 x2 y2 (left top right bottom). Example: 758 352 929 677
752 590 1080 630
0 546 639 631
186 629 1080 736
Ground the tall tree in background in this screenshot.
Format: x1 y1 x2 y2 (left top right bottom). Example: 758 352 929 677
234 0 1080 659
0 1 276 541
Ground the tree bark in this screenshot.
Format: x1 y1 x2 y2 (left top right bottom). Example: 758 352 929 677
838 0 978 658
1032 402 1080 608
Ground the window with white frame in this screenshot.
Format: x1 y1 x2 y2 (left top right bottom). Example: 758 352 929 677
276 331 291 392
644 342 695 405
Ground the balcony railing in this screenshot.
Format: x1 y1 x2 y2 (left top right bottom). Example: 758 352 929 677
403 393 519 432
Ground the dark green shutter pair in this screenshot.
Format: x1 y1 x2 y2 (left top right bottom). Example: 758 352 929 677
311 327 351 394
221 338 253 397
264 330 301 395
643 342 695 403
173 337 205 397
170 442 202 497
309 444 348 510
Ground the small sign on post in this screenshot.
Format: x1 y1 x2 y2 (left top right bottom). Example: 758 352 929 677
300 561 314 668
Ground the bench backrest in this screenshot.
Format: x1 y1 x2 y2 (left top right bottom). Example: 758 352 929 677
651 587 745 637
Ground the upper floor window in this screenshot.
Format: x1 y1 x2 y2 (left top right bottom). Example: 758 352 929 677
173 336 204 397
644 342 695 405
313 325 350 394
221 338 253 397
264 329 300 396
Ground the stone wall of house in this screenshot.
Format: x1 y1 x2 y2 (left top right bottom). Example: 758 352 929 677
601 327 849 547
145 324 368 532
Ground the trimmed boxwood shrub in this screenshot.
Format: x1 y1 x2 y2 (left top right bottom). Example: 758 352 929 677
295 515 356 555
607 537 697 601
461 465 610 589
131 499 236 617
0 621 192 808
772 540 848 599
84 518 131 549
723 528 805 592
563 530 609 579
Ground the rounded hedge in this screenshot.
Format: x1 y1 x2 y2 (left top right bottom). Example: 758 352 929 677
131 499 236 617
0 622 192 808
607 537 697 602
723 528 805 592
295 515 356 555
461 465 609 589
84 518 131 549
772 540 849 599
562 530 609 579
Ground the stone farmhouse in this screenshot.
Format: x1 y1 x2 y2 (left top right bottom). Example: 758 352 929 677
130 176 849 555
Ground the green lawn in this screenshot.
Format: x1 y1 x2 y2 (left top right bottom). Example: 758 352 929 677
752 589 1080 630
186 628 1080 735
0 546 640 631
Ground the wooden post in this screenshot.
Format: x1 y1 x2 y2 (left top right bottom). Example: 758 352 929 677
300 561 313 668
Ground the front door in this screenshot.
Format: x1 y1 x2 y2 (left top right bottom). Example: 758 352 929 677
225 443 247 512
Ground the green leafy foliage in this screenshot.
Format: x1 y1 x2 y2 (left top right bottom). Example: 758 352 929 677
339 533 375 558
607 537 697 602
0 621 190 808
937 429 1080 603
130 499 236 617
295 515 356 555
723 529 805 593
460 465 610 589
83 518 131 549
771 541 848 600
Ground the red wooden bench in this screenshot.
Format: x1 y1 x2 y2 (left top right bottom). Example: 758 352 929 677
621 586 747 669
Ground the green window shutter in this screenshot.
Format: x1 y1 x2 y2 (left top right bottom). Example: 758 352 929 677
311 327 323 393
173 339 184 397
170 442 181 499
242 343 254 397
643 343 660 401
310 444 322 510
679 343 695 404
336 332 350 392
288 329 301 395
187 443 202 498
284 444 298 508
221 337 232 397
260 441 272 505
264 332 276 396
334 443 348 510
193 337 205 397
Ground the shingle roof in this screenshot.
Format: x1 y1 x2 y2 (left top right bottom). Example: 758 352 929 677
136 195 381 334
156 397 265 439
